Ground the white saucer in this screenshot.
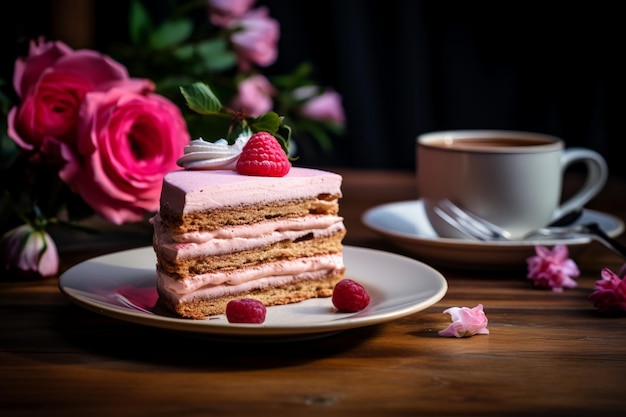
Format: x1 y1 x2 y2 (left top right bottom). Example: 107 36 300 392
362 200 625 270
58 245 448 342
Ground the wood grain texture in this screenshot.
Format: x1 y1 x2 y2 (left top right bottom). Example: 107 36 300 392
2 169 625 416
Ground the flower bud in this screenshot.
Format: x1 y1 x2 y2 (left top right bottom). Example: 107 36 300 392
1 224 59 277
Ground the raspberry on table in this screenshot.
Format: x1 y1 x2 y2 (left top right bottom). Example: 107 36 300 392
225 298 267 323
236 131 291 177
332 279 371 312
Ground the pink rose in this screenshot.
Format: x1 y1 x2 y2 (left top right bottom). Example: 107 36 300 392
438 304 490 338
588 268 626 313
1 224 59 278
229 7 280 71
62 79 190 224
231 74 275 117
526 245 580 292
8 38 129 163
208 0 256 27
297 89 346 126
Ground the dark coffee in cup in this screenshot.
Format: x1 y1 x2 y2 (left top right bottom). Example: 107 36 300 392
425 137 554 151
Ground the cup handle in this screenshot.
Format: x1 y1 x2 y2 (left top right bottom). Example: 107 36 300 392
552 148 608 221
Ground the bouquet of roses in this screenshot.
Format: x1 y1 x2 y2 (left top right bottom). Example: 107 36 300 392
0 0 345 278
0 37 191 277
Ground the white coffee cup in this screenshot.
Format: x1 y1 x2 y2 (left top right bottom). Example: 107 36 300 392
416 130 608 240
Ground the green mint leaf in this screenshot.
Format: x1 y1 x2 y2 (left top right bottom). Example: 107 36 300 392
180 82 223 115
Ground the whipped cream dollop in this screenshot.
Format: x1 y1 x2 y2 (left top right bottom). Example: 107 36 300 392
176 132 250 170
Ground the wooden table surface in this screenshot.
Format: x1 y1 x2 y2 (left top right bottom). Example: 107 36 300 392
2 168 626 417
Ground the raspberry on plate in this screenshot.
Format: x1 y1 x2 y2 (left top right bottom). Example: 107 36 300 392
236 131 291 177
332 279 371 313
226 298 267 323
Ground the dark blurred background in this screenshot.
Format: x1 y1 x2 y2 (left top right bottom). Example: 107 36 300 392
2 0 624 175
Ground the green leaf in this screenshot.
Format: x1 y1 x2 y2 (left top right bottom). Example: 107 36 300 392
196 38 229 55
128 0 153 46
156 74 197 94
271 61 314 90
196 38 237 72
298 119 336 152
173 43 194 61
275 123 293 157
247 112 292 155
226 123 249 144
250 112 282 134
307 125 334 152
180 82 224 115
149 19 194 49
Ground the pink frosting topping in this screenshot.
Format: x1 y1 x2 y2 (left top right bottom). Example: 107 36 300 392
160 167 342 213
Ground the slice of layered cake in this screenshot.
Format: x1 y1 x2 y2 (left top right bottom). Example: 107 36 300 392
152 161 346 319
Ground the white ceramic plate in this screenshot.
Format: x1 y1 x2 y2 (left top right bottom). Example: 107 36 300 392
58 245 448 341
362 200 625 270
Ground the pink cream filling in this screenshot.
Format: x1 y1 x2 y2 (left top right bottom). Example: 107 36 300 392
153 214 345 259
157 254 344 304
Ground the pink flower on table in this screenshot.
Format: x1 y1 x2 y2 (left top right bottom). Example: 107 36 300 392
588 268 626 313
229 7 280 72
1 224 59 278
207 0 256 27
526 245 580 292
8 37 129 164
438 304 490 338
61 79 190 225
231 74 276 117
